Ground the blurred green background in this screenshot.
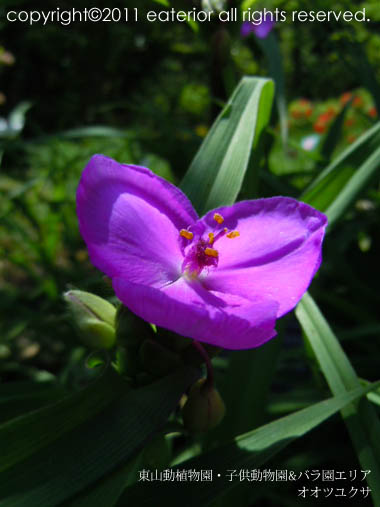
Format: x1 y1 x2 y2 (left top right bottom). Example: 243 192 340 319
1 0 379 376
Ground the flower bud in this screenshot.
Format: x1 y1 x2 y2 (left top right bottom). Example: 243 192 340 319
182 378 226 432
64 290 116 349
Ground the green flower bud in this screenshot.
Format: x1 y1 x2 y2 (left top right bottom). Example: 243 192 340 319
182 378 226 432
64 290 116 349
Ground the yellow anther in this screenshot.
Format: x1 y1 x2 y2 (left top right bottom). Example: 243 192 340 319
208 232 215 245
213 213 224 224
226 231 240 239
180 229 194 240
204 247 219 258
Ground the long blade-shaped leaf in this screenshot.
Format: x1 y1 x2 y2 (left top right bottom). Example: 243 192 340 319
296 292 380 506
0 367 199 507
320 100 351 162
180 77 274 214
0 368 127 473
255 32 288 146
301 122 380 226
206 336 281 447
0 380 67 424
66 452 146 507
119 382 379 506
324 144 380 226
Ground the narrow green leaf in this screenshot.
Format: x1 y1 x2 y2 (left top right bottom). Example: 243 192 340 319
120 382 379 506
255 32 288 145
296 292 380 506
152 0 169 5
0 367 127 473
0 367 198 507
180 77 274 214
360 379 380 408
320 100 351 161
241 0 256 10
60 126 129 138
324 144 380 226
296 294 358 392
0 381 67 423
301 122 380 226
206 335 282 447
65 452 146 507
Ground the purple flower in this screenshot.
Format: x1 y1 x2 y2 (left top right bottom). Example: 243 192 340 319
77 155 327 350
241 19 275 39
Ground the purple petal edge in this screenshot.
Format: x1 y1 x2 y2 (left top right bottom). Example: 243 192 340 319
113 277 279 350
201 197 327 317
76 154 198 286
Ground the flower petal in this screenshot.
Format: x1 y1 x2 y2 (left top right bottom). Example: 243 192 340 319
202 197 327 317
113 277 278 350
240 21 255 38
77 155 198 287
240 19 275 39
254 19 275 39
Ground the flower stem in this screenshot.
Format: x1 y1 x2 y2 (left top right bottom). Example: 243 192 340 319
192 340 214 389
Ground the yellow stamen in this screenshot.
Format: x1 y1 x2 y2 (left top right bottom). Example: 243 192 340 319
213 213 224 224
226 231 240 239
208 232 215 245
205 247 219 258
180 229 194 240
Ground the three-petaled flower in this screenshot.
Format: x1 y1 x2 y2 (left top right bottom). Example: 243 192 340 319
77 155 327 350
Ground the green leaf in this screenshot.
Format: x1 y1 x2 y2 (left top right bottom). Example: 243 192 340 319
67 427 170 506
0 381 67 424
320 100 351 162
301 122 380 227
152 0 170 5
180 77 274 214
60 126 129 138
240 0 259 11
65 452 146 507
295 292 380 506
206 335 282 447
0 367 198 507
296 294 358 391
120 382 379 506
0 367 127 473
255 32 288 145
360 379 380 408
